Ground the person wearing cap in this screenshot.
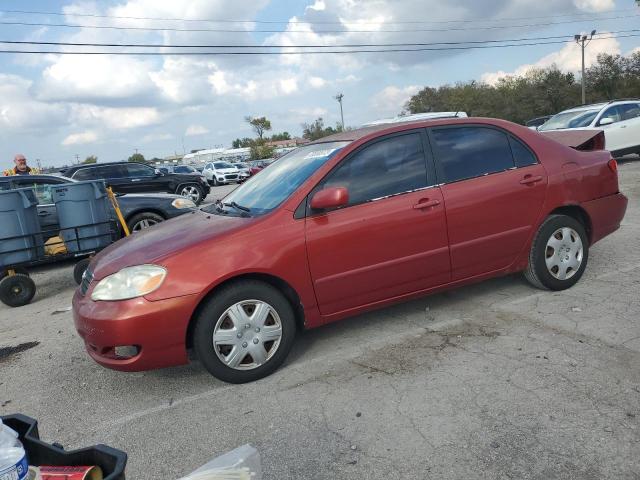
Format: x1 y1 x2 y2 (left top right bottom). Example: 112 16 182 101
10 154 32 175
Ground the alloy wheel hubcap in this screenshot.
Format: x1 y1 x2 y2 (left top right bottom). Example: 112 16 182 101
545 227 583 280
212 300 282 370
132 218 159 232
181 186 200 202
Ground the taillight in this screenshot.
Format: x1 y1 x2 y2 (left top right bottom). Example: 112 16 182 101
608 158 618 173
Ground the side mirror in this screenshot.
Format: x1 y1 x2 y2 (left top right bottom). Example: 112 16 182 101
154 168 164 176
310 187 349 210
599 117 614 126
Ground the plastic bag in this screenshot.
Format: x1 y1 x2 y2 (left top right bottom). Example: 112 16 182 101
178 445 261 480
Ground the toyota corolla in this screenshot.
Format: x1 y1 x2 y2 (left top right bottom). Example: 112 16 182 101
73 117 627 383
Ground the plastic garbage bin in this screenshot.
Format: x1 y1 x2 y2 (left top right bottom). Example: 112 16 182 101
0 188 43 267
52 181 112 253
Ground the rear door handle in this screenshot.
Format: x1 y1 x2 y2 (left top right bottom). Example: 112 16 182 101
413 199 441 210
131 178 141 182
520 175 543 185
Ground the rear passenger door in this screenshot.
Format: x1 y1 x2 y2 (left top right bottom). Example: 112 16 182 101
428 125 547 280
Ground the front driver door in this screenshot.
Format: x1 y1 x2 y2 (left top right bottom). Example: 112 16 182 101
305 130 451 317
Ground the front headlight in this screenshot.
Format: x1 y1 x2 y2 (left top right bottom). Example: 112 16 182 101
91 265 167 301
171 198 196 209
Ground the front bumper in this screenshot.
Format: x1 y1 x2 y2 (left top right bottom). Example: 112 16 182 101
582 192 628 244
73 289 198 371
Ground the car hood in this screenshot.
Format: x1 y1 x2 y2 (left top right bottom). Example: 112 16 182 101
91 209 252 279
216 168 238 174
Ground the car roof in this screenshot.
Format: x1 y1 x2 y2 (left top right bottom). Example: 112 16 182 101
65 161 147 173
1 174 73 182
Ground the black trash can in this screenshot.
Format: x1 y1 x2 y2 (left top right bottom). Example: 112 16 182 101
0 188 43 267
51 181 112 253
1 414 126 480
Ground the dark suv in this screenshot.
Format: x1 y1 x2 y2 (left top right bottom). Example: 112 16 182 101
63 162 210 204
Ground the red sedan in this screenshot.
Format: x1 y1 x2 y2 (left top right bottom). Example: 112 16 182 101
73 118 627 383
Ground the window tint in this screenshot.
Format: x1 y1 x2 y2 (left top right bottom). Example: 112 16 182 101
17 181 55 204
72 167 98 180
322 132 427 206
508 137 537 168
0 182 11 191
431 127 515 183
618 103 640 121
125 164 154 177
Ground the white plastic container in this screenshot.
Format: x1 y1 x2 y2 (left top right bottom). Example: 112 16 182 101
0 418 29 480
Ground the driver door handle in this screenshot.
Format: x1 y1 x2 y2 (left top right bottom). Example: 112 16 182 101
413 199 441 210
520 175 543 185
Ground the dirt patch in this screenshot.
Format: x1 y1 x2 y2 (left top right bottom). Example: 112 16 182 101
0 341 40 362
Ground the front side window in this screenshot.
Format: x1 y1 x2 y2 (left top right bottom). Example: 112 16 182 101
17 180 58 204
539 109 600 130
431 127 515 183
321 132 428 206
125 164 154 177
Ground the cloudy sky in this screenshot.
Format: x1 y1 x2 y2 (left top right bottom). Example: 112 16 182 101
0 0 638 167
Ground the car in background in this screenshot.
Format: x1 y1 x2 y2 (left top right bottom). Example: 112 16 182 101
73 117 627 383
63 162 210 205
202 161 240 186
158 164 203 177
232 163 250 181
538 100 640 157
248 158 276 176
0 175 196 235
525 115 552 130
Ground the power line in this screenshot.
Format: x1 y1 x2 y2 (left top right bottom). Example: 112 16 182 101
1 14 638 34
2 30 638 49
0 8 637 25
0 34 637 55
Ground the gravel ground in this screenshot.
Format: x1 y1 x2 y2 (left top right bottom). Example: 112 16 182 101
1 163 639 479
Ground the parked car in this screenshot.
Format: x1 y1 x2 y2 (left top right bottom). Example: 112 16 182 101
0 174 197 235
248 158 275 176
202 161 240 186
157 164 204 177
232 163 250 181
73 117 627 384
63 162 210 204
538 99 640 157
525 115 552 130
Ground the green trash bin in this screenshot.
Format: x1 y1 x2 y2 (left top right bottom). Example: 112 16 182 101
52 181 112 253
0 188 43 267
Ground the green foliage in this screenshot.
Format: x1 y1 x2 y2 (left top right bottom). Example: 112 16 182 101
127 152 146 163
82 155 97 164
270 132 291 141
249 140 276 160
232 137 254 149
301 118 343 141
406 53 640 124
245 116 272 139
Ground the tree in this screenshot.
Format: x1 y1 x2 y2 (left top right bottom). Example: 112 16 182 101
82 155 97 164
245 116 272 139
301 118 342 141
232 137 254 149
128 152 146 163
249 143 276 160
270 132 291 141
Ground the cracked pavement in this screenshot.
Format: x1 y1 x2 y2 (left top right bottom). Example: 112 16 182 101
1 161 639 479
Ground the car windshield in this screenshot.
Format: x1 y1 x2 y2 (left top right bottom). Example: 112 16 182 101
539 109 600 131
214 162 234 169
233 163 245 168
208 141 349 216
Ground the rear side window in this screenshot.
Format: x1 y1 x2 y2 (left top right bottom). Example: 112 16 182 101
322 132 428 206
72 167 97 180
509 137 537 168
430 127 515 183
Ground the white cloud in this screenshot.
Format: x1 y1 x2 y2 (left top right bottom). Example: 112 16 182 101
481 36 622 85
573 0 615 12
279 78 299 95
62 131 98 146
71 105 162 129
142 133 173 143
308 76 327 88
185 125 210 136
372 85 421 116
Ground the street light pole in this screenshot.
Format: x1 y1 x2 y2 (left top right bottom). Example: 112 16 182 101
334 93 344 129
575 30 596 105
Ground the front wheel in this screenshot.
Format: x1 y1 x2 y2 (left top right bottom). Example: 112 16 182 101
524 214 589 290
0 273 36 307
127 212 164 233
177 184 204 205
192 280 297 383
73 258 91 285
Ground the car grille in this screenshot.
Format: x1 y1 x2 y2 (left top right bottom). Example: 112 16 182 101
80 267 94 296
225 174 238 180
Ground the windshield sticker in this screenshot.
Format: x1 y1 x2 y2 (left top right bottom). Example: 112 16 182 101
303 148 339 159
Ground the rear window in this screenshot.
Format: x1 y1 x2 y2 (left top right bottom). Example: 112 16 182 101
431 127 515 183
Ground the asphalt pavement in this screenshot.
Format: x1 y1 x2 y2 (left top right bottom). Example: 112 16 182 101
1 166 639 479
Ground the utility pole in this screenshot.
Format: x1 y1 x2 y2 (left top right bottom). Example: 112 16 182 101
575 30 596 105
74 154 79 164
334 93 344 130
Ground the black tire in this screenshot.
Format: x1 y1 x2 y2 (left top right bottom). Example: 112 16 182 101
0 273 36 307
524 214 589 291
177 184 205 205
127 212 165 233
73 258 91 285
192 280 297 383
211 176 218 187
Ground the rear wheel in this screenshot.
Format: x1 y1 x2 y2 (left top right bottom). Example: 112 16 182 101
192 280 297 383
127 212 164 233
178 184 205 204
0 273 36 307
524 214 589 290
